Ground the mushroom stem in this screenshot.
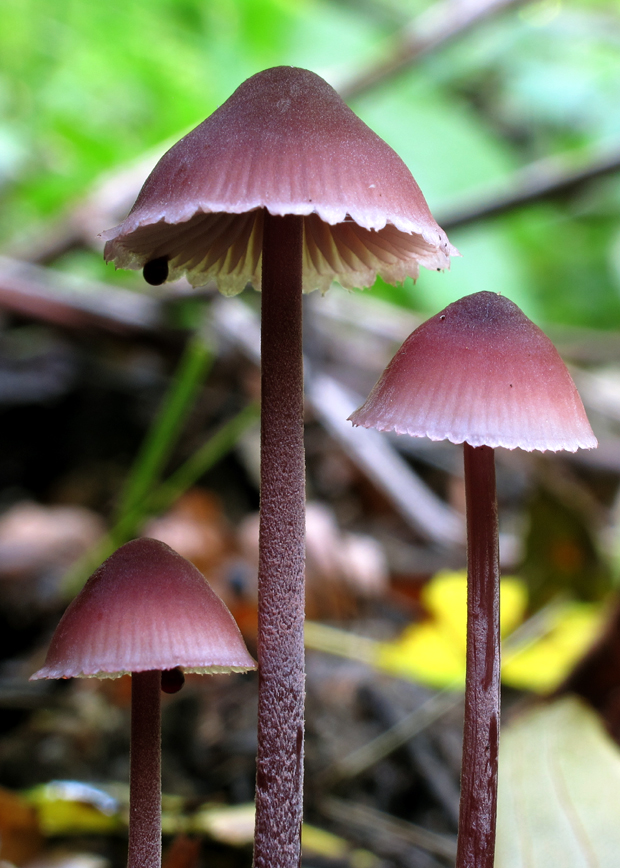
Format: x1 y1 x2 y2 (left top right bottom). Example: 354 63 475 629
255 211 305 868
128 670 162 868
457 443 500 868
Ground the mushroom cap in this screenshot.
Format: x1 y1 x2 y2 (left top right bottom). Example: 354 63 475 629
103 66 457 295
31 538 257 679
349 291 597 453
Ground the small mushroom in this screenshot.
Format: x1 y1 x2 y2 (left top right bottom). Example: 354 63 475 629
31 537 255 868
103 66 457 868
350 291 597 868
102 67 456 295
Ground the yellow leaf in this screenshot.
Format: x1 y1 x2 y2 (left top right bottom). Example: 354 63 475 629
306 570 605 695
26 782 121 836
377 571 527 688
378 620 466 687
502 602 603 693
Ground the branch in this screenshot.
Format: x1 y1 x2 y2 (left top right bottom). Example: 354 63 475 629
0 255 162 334
210 296 465 549
320 797 457 863
439 145 620 230
338 0 528 101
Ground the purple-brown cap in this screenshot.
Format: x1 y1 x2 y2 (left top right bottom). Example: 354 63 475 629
31 538 257 679
103 66 457 295
349 291 597 453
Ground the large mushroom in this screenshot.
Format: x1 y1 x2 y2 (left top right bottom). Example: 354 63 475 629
31 537 256 868
350 291 597 868
103 65 457 868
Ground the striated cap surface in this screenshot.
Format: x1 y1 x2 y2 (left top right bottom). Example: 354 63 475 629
103 66 457 295
350 291 597 453
31 538 256 679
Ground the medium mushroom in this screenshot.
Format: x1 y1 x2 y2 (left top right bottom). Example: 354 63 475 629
31 537 256 868
349 291 597 868
103 65 457 868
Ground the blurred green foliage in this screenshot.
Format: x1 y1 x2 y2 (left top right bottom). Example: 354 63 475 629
2 0 620 327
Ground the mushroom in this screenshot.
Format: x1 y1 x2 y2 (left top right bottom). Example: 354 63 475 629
103 65 457 868
31 537 256 868
349 291 597 868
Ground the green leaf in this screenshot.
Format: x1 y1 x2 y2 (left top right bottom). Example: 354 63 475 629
497 696 620 868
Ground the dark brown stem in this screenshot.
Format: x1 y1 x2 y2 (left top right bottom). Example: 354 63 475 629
128 670 162 868
457 443 500 868
254 211 305 868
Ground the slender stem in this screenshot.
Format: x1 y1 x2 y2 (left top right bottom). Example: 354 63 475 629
254 212 305 868
128 670 162 868
457 443 500 868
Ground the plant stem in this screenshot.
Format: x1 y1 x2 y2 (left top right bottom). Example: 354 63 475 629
117 331 213 521
61 404 258 600
150 402 259 511
457 443 500 868
129 670 162 868
254 212 305 868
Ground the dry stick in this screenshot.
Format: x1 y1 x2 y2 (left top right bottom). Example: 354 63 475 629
129 670 162 868
0 255 162 335
322 797 457 863
254 212 305 868
457 444 501 868
441 146 620 231
211 297 464 549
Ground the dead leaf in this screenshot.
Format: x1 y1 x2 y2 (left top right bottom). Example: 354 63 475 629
0 785 43 864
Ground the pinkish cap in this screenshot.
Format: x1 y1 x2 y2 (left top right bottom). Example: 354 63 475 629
31 538 257 679
103 66 457 295
349 292 597 453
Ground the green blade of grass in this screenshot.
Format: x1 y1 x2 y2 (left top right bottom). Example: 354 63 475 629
61 403 259 599
146 402 259 514
116 330 213 521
